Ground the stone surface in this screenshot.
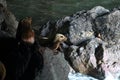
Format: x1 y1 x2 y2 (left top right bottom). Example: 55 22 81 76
88 6 110 19
0 0 7 7
36 48 69 80
37 6 120 80
0 0 18 37
95 10 120 47
102 44 120 79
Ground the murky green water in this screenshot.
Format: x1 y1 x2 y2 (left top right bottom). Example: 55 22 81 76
7 0 120 25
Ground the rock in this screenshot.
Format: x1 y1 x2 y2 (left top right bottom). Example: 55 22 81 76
102 44 120 79
68 11 94 45
37 6 120 80
64 38 105 79
0 1 18 37
37 48 70 80
0 30 11 38
3 10 18 37
0 0 7 7
38 10 94 45
95 10 120 47
88 6 110 19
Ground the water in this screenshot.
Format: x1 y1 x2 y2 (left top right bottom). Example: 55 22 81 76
68 72 98 80
68 70 120 80
7 0 120 25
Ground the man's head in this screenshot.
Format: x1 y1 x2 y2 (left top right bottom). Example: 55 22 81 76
21 29 35 44
16 17 33 42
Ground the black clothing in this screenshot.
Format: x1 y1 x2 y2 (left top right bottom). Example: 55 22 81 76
0 37 44 80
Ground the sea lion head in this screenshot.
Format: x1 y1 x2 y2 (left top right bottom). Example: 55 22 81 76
54 33 67 43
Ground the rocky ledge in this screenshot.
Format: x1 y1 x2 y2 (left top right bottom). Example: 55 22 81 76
37 6 120 80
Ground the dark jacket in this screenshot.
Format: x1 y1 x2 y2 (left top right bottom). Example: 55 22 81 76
0 38 44 80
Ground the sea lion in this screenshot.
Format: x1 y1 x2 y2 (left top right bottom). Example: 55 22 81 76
51 33 67 53
37 33 67 54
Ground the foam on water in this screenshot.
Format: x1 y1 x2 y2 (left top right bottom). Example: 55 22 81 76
68 70 120 80
68 70 98 80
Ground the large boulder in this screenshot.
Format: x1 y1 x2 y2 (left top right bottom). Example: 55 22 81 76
95 10 120 47
0 0 18 37
102 44 120 79
36 48 70 80
37 6 120 80
0 0 7 7
64 38 105 79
